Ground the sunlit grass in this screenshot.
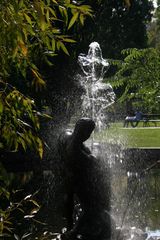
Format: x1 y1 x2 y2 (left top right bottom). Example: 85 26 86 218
96 122 160 148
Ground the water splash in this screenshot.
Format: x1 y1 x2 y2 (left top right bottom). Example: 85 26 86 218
78 42 115 130
77 43 160 238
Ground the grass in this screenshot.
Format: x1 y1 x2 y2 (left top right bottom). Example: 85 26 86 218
96 122 160 148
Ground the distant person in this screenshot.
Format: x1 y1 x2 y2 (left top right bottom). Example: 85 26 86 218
124 111 142 128
58 118 113 240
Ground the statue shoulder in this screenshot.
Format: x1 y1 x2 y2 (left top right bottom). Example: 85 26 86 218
81 144 91 154
57 129 73 154
59 129 72 142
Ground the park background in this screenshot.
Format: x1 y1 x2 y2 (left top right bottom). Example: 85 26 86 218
0 0 160 239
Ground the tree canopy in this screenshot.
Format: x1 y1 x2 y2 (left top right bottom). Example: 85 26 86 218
110 47 160 113
107 1 160 114
0 0 93 156
77 0 153 59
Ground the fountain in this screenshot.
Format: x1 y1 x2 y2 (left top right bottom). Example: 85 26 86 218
17 42 159 240
78 42 115 131
73 42 160 240
53 42 117 240
27 42 160 240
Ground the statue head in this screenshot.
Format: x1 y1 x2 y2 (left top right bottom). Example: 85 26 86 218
73 118 95 143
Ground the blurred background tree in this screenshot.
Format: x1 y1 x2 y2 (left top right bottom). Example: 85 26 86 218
148 0 160 49
74 0 153 59
107 1 160 114
110 47 160 113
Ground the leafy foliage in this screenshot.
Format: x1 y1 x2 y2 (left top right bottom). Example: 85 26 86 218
0 0 92 77
0 82 44 157
110 48 160 112
0 0 93 156
0 167 41 239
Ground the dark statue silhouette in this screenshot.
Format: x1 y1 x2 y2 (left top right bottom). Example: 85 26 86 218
58 118 114 240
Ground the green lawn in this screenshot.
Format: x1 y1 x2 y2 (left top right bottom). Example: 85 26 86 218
96 122 160 148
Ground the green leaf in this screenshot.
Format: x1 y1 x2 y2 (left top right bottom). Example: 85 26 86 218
24 194 32 200
52 28 60 33
29 199 40 208
62 8 68 25
80 14 84 25
52 39 55 51
40 15 47 31
59 41 70 55
63 38 76 43
36 137 43 159
24 215 35 219
65 0 70 4
0 187 10 199
25 24 35 36
24 13 32 25
51 0 58 4
0 100 3 114
19 0 24 8
41 113 52 119
17 208 24 213
49 7 57 17
19 137 26 151
68 11 79 29
46 9 50 22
